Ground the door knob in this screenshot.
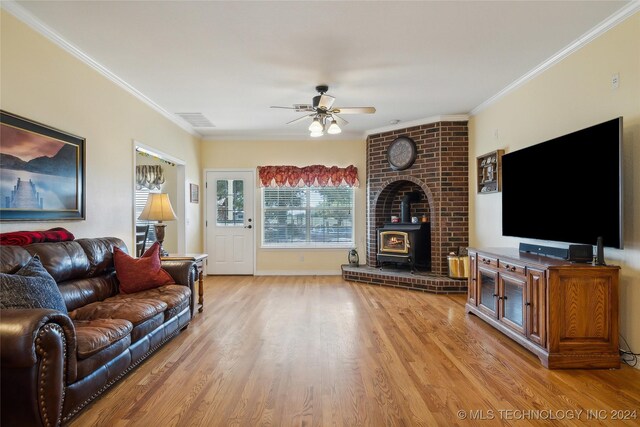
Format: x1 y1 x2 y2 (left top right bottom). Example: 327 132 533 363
244 225 252 229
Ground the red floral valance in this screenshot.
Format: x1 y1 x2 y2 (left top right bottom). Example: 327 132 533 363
258 165 359 188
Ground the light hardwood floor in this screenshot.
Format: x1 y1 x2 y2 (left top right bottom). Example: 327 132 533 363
70 275 640 426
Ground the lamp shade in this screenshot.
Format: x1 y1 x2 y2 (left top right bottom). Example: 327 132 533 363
138 193 177 222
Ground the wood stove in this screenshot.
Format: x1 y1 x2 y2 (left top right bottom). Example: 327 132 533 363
377 222 431 271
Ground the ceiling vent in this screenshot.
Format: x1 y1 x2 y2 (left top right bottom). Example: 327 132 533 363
175 112 215 128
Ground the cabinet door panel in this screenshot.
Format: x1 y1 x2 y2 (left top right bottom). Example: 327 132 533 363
477 266 498 317
499 273 526 335
468 254 478 306
527 268 546 347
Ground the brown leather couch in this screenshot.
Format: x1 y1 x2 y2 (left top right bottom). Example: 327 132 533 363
0 238 195 426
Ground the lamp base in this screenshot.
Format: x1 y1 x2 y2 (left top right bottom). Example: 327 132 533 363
154 223 169 257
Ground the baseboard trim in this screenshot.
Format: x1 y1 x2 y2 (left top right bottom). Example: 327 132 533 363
255 270 342 276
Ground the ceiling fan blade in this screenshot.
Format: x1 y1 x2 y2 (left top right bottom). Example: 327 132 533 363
331 107 376 114
332 113 349 126
286 114 314 125
293 104 314 111
271 105 314 112
318 94 335 110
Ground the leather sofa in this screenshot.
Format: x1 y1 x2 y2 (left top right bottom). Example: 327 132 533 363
0 237 195 426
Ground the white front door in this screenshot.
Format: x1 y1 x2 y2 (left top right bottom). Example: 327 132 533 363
206 170 255 275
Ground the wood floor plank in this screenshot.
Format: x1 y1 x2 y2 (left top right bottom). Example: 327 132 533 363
69 275 640 426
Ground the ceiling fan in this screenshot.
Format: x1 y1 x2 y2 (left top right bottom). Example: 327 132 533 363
271 85 376 136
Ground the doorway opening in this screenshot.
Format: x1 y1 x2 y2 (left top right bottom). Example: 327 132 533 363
133 141 186 254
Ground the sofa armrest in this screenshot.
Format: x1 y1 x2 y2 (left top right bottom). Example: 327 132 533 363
161 260 196 288
1 308 76 370
1 309 77 427
161 260 196 313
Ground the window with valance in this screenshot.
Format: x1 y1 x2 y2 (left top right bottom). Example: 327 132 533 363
135 164 168 250
258 165 359 188
258 165 358 248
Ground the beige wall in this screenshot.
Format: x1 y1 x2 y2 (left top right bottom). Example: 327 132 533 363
6 4 636 357
201 139 366 274
469 14 640 364
0 11 202 253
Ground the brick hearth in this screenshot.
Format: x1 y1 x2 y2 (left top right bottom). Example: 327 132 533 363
342 119 469 293
341 265 467 294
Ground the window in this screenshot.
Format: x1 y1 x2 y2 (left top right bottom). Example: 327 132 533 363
262 187 354 247
135 188 156 249
216 179 245 226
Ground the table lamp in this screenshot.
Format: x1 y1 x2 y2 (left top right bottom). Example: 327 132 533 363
138 193 177 256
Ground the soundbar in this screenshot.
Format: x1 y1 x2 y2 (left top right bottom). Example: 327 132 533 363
519 243 568 259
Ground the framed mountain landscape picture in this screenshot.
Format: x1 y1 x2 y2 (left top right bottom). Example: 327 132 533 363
0 111 85 221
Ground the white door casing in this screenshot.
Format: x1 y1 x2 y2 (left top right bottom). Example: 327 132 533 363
205 170 255 275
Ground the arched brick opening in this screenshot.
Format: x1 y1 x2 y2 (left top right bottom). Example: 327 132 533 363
365 120 469 277
368 176 440 271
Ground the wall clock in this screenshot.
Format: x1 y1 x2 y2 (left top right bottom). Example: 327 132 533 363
387 136 417 171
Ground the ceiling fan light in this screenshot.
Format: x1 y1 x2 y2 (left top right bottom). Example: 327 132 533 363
308 118 323 132
310 130 324 137
327 121 341 134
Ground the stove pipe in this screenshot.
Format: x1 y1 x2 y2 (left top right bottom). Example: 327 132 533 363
400 191 422 223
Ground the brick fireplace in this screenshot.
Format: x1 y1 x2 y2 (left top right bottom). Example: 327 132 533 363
342 119 469 293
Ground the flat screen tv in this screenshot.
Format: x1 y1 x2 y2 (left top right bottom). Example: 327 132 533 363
502 117 622 249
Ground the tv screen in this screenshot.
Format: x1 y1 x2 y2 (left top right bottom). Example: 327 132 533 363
502 117 622 249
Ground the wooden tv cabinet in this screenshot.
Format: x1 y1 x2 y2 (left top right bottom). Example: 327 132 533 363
466 247 620 369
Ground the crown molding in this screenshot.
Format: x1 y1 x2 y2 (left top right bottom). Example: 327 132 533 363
365 114 470 137
471 1 640 116
1 0 199 137
4 0 636 137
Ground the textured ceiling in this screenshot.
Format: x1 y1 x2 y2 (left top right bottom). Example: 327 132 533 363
9 0 633 140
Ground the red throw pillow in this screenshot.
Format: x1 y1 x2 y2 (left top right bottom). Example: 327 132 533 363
114 242 173 294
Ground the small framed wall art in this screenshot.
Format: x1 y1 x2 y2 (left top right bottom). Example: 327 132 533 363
190 183 199 203
0 110 86 221
477 149 504 194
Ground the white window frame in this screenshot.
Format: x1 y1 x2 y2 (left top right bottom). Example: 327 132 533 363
261 187 355 249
